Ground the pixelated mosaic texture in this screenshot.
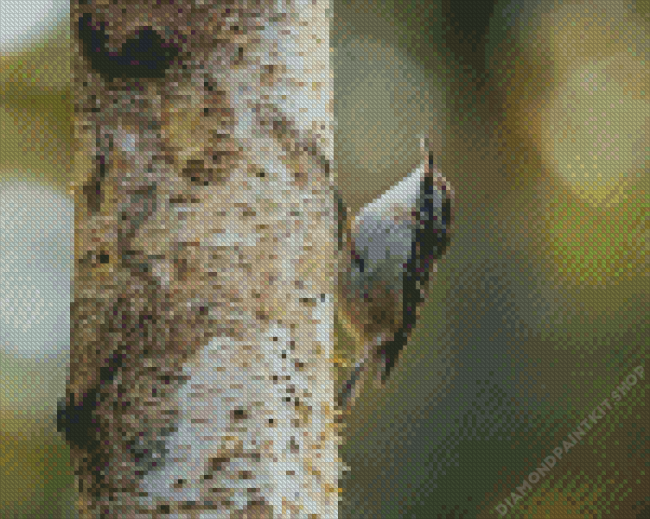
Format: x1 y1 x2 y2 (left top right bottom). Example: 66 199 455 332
1 0 648 517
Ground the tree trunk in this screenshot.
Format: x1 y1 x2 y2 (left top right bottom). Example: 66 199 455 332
62 1 340 517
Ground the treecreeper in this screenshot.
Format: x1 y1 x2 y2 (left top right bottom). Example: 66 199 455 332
58 0 454 517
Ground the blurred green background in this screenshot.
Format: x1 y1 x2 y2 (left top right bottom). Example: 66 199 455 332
0 0 648 517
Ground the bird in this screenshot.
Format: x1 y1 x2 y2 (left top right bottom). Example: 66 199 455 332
336 137 454 411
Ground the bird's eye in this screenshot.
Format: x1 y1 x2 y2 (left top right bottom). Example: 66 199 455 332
77 14 180 82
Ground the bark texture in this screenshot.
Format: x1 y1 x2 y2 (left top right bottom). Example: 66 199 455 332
64 1 340 517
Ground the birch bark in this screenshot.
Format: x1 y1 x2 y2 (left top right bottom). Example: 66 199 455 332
63 1 340 517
